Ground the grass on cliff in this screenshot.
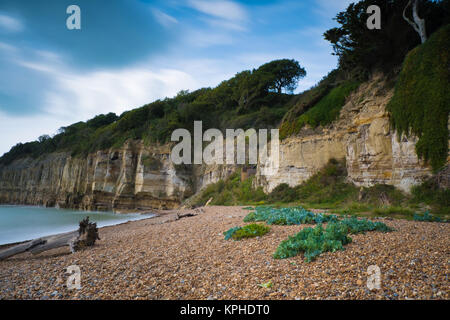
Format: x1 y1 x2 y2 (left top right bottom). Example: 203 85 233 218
294 81 360 129
279 74 360 139
194 171 267 206
386 24 450 172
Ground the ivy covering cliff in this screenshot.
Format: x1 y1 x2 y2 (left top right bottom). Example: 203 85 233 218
387 24 450 171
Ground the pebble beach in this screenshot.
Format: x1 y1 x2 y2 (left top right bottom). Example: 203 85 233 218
0 206 448 300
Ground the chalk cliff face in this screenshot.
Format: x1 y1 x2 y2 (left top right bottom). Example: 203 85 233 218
256 74 434 193
0 75 443 210
0 141 193 211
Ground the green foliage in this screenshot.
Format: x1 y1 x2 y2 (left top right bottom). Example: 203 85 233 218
1 59 303 165
223 227 242 240
295 81 360 129
387 25 450 171
273 223 351 261
267 183 298 203
359 184 406 206
413 211 443 222
410 177 450 216
256 59 306 94
372 206 415 218
339 216 394 233
273 218 392 261
243 206 338 225
272 159 359 207
258 281 273 288
324 0 448 76
223 224 270 240
193 172 267 206
279 69 342 139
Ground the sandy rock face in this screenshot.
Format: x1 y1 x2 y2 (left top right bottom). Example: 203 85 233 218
256 74 435 193
0 141 192 211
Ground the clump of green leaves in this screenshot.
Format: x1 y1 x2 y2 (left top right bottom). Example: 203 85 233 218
295 81 360 129
339 216 394 233
223 224 270 241
387 25 450 171
413 211 443 222
273 223 351 261
244 206 338 225
258 280 273 288
273 218 393 262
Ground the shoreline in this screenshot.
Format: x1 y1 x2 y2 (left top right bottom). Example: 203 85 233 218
0 206 161 248
0 206 448 300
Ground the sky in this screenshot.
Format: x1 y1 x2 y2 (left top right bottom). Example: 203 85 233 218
0 0 355 156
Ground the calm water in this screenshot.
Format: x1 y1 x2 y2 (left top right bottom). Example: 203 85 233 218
0 205 155 245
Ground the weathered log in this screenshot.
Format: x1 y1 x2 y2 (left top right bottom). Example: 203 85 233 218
0 217 99 261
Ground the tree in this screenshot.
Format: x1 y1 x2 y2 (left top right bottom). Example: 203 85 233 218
38 134 51 143
256 59 306 94
403 0 427 43
323 0 447 76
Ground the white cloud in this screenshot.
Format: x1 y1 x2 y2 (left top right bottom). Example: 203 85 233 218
14 50 234 122
0 112 68 157
188 0 248 31
0 41 17 53
0 13 24 32
152 9 178 27
44 67 198 119
184 28 235 47
188 0 247 22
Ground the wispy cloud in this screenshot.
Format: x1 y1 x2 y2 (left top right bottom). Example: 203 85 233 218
188 0 247 21
152 9 178 28
0 13 24 33
188 0 248 31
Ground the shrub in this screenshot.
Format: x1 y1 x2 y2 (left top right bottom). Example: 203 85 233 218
268 183 298 202
413 211 443 222
339 216 394 233
223 224 270 240
273 223 351 261
244 206 338 225
410 178 450 215
273 218 392 261
193 172 268 207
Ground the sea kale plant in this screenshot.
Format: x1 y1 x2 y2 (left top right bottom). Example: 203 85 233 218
273 217 393 262
243 206 339 225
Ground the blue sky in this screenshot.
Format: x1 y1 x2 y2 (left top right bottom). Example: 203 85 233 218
0 0 354 156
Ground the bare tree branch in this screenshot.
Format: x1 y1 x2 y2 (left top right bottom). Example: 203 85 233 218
403 0 427 43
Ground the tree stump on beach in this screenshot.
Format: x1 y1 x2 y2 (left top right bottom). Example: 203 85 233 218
0 217 100 260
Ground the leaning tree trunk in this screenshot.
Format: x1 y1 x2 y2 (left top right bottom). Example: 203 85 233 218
403 0 427 44
0 217 100 261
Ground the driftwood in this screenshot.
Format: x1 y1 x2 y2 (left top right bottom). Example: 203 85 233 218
0 217 100 261
175 207 205 221
204 197 213 207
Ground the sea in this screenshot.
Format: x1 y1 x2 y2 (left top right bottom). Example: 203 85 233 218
0 205 155 245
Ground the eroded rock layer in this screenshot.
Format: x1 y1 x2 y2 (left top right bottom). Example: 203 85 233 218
256 74 437 193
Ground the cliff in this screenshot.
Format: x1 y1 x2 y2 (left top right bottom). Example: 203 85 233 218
0 75 444 210
0 141 191 210
256 74 436 193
